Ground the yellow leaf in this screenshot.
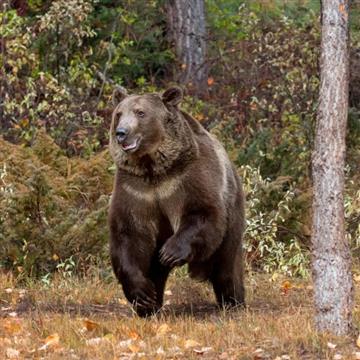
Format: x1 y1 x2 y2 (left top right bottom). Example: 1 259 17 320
157 324 170 335
128 344 140 353
184 339 201 348
195 113 204 121
281 280 292 295
3 320 22 335
19 118 29 127
44 333 60 347
83 319 99 331
128 330 140 340
356 334 360 348
52 254 59 261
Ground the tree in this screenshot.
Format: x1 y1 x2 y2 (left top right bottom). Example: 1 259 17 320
312 0 353 335
165 0 208 97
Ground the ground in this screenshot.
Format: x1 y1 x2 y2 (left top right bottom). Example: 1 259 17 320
1 268 360 360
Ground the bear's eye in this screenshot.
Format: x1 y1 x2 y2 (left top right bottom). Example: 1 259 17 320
135 110 145 118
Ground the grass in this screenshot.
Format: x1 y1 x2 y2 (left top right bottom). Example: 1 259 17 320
1 268 360 359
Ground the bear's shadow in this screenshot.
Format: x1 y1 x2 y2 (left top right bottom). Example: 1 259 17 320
7 297 239 320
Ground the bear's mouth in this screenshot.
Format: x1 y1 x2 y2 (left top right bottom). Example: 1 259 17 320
121 136 141 153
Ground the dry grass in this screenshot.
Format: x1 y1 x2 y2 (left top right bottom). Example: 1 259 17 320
1 268 360 359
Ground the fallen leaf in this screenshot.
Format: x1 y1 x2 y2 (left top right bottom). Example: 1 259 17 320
253 348 266 359
207 77 214 86
156 346 165 354
281 280 292 295
128 330 140 340
195 113 205 121
333 355 342 360
128 344 140 353
353 274 360 282
193 346 213 354
184 339 201 348
86 337 107 346
118 339 133 348
3 319 22 335
328 342 337 349
6 348 20 359
354 351 360 359
164 290 173 296
44 333 60 346
157 324 170 335
8 312 18 318
38 333 60 351
82 319 99 331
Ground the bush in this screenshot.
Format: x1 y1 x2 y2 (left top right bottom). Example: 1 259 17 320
0 131 113 277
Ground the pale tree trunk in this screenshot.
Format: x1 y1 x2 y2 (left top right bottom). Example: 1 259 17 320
312 0 353 335
165 0 208 97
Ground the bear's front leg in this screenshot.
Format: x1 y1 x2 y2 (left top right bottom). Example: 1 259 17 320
159 210 224 268
110 232 159 317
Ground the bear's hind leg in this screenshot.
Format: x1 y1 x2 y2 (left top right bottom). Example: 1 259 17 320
211 255 245 307
210 220 245 308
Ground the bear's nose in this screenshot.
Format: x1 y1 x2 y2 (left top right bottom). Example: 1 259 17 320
115 127 129 143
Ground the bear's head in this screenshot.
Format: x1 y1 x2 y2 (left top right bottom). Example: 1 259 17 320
110 86 183 158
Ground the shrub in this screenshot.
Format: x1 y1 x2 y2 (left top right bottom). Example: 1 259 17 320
0 131 113 277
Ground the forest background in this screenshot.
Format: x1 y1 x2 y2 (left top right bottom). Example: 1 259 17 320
0 0 359 282
1 1 360 358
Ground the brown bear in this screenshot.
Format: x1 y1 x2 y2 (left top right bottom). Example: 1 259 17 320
108 86 245 317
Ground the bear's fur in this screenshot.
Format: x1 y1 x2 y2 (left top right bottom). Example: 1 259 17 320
108 86 245 316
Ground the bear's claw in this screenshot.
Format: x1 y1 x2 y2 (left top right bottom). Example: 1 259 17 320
159 240 191 267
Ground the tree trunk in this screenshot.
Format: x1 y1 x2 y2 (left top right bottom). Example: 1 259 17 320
165 0 208 97
312 0 352 335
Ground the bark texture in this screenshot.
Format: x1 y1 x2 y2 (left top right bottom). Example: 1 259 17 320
312 0 353 335
165 0 208 97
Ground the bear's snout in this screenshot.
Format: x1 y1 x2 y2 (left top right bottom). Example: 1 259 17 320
115 127 129 144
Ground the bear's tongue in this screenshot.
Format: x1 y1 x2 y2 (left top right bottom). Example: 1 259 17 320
122 138 138 151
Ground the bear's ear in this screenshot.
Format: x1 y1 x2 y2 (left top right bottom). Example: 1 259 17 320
112 86 128 107
162 86 183 106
